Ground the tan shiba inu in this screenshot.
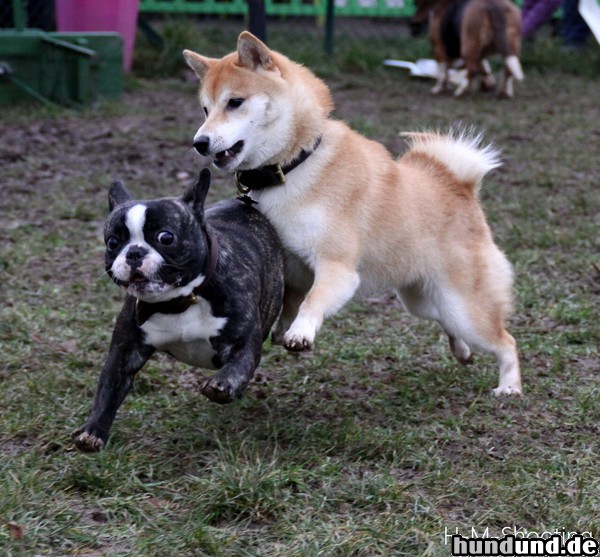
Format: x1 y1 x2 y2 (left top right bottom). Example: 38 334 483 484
183 32 522 395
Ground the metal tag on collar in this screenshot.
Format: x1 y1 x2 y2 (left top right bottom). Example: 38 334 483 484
274 164 286 185
235 172 250 194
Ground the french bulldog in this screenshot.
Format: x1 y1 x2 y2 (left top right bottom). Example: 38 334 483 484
72 169 284 452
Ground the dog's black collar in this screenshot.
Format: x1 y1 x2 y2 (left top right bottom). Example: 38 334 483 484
235 136 322 194
135 231 219 326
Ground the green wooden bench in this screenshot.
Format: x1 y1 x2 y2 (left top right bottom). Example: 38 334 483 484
0 0 123 106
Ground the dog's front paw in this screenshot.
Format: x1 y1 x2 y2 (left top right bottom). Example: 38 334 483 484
283 334 313 352
283 318 316 352
492 384 523 396
72 428 105 453
200 376 236 404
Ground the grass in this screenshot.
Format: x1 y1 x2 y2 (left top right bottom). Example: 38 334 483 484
1 18 599 556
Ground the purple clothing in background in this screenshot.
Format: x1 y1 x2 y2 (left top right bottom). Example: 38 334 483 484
522 0 562 38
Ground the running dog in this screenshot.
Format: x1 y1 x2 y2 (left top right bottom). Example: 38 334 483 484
183 32 522 395
414 0 524 97
72 169 285 452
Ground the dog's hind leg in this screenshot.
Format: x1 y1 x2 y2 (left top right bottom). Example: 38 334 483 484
399 282 472 365
448 335 473 364
453 72 473 96
480 59 496 91
454 56 481 96
435 286 521 395
489 330 521 395
432 61 450 94
401 278 521 395
501 73 515 98
500 56 523 98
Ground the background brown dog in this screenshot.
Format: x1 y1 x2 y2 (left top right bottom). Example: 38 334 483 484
415 0 524 97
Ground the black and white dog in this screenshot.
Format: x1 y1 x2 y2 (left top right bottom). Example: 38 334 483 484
72 169 284 452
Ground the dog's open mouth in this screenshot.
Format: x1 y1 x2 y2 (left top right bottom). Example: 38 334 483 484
125 274 170 300
126 272 157 293
129 272 148 285
214 140 244 169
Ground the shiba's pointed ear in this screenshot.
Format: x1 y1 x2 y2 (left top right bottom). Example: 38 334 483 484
183 168 211 219
183 49 215 80
108 180 132 212
237 31 276 71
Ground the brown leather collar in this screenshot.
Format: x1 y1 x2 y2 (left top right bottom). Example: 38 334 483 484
235 136 322 194
135 231 219 326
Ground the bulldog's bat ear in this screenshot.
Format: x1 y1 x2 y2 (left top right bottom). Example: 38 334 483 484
183 168 211 218
183 49 215 80
237 31 276 71
108 180 132 212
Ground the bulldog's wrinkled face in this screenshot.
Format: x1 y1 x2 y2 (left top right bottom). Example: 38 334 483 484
104 198 206 303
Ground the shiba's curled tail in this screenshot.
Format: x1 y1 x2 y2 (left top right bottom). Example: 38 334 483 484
401 129 502 188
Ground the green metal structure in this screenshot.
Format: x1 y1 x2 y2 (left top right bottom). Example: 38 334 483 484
140 0 416 19
0 0 124 107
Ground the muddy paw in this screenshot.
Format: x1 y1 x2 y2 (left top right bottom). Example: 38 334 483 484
200 377 236 404
283 336 313 352
283 317 317 352
72 428 105 453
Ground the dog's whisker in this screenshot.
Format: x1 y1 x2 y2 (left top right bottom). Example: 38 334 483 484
93 270 112 283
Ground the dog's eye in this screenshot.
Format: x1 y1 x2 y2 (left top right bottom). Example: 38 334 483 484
227 98 245 110
203 106 208 117
106 236 120 251
157 231 175 246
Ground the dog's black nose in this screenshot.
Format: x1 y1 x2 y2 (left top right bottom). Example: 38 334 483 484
126 245 148 264
194 136 210 156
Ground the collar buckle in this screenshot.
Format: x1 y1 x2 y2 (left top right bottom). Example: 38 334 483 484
234 136 321 193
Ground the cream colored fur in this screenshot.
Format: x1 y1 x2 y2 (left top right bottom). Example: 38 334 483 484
183 32 522 395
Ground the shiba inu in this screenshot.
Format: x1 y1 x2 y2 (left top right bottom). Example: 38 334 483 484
183 32 522 395
414 0 524 97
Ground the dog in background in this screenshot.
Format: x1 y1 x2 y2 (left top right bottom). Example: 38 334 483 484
414 0 524 97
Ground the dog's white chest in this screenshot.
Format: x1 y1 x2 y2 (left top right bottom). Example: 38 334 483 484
140 300 227 369
255 194 326 266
